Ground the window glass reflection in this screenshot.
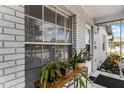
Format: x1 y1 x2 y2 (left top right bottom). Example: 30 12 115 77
25 45 42 70
57 27 65 43
66 29 72 43
44 22 56 43
42 45 55 64
65 46 69 61
66 17 72 29
57 14 65 27
56 46 65 61
44 7 55 23
25 44 31 64
65 46 72 61
25 5 42 19
25 16 43 42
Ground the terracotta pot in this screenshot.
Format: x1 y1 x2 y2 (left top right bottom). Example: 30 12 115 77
60 67 73 75
77 63 86 69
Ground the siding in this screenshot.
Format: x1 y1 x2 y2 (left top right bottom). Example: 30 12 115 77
0 5 25 88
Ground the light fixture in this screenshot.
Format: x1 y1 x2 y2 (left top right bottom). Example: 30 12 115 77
95 27 99 34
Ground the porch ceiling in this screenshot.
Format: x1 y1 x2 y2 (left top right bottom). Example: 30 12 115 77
83 5 123 19
83 5 124 24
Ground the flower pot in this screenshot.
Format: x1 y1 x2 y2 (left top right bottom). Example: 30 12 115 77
77 63 86 69
60 67 73 75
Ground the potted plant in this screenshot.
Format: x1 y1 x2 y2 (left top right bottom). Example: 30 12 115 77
40 62 62 87
77 47 92 68
69 47 92 69
57 61 73 75
68 48 83 69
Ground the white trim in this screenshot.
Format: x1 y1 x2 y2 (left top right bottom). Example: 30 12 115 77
25 13 72 31
25 42 72 45
46 5 70 18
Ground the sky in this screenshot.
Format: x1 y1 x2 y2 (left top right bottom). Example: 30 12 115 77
112 23 124 37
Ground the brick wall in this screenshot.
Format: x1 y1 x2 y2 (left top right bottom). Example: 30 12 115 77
0 5 25 88
64 5 94 52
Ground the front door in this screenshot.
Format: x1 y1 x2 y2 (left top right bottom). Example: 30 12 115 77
85 24 93 74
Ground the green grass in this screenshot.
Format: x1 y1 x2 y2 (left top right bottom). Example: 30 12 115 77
111 52 124 56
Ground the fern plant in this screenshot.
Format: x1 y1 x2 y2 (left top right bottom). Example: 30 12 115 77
40 62 62 88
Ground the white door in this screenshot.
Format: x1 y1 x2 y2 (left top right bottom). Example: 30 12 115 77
85 24 93 74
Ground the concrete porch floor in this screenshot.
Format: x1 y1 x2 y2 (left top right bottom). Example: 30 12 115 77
87 70 124 88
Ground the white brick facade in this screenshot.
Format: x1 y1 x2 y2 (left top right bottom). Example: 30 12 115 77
4 28 24 35
0 20 15 28
0 61 15 69
0 34 15 41
0 42 2 48
0 70 3 76
4 77 25 87
0 6 15 15
0 56 3 62
0 5 25 88
0 5 94 88
4 42 24 48
4 14 24 24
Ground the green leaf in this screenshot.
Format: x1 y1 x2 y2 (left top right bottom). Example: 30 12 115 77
40 67 45 83
55 70 62 77
44 68 49 88
80 78 85 88
81 72 92 85
50 69 53 81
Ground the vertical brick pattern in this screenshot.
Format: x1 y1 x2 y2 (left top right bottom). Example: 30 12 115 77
0 5 25 88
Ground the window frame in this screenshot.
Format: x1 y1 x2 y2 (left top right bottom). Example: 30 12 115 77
25 5 73 64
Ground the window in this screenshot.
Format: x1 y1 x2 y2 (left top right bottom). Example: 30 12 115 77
85 27 91 53
25 66 41 88
44 7 55 23
42 45 55 64
57 14 65 27
25 5 72 87
25 44 32 70
25 16 43 42
86 29 90 44
31 45 42 63
25 5 42 19
103 35 106 50
56 46 65 61
25 45 42 70
66 29 72 43
57 27 65 43
65 46 72 61
44 22 56 42
66 17 72 29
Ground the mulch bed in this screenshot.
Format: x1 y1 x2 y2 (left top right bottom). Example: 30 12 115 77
98 56 124 75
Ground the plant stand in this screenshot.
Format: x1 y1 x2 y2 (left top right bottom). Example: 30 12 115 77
34 66 88 88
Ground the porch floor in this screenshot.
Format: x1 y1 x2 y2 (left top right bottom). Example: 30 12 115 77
88 70 124 88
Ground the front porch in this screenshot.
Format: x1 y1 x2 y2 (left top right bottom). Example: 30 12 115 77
1 5 124 88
